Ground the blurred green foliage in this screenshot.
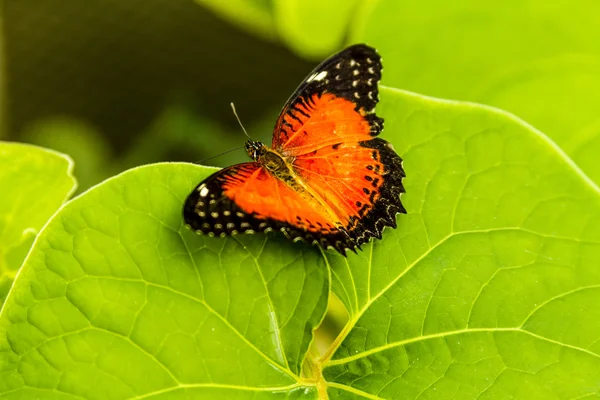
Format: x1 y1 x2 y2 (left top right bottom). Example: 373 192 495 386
0 142 76 304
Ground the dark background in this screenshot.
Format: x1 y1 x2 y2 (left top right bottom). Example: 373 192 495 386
2 0 316 189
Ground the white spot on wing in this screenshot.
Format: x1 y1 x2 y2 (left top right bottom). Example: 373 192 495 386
307 70 328 82
198 185 209 197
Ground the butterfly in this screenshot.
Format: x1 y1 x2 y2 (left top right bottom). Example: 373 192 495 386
183 44 406 255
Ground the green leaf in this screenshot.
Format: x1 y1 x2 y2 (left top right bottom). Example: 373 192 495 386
273 0 362 59
473 55 600 186
352 0 600 184
3 84 600 397
195 0 278 42
321 86 600 398
0 163 328 399
0 142 76 305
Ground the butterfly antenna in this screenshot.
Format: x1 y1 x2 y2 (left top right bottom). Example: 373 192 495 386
195 145 245 165
230 102 252 140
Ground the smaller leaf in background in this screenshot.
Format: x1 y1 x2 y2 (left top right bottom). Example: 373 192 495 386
273 0 362 59
0 163 328 399
196 0 278 42
21 117 112 192
0 142 76 305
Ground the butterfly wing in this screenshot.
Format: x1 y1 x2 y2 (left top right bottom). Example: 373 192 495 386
272 44 406 248
183 163 355 253
293 138 405 247
272 44 384 155
185 44 405 254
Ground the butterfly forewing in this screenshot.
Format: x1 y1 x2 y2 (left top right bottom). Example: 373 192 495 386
272 44 384 154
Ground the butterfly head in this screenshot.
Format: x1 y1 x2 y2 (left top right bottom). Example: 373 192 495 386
245 140 266 161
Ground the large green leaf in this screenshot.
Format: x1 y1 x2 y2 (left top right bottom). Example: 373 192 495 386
2 84 599 398
321 86 600 398
0 163 328 399
352 0 600 185
0 142 76 305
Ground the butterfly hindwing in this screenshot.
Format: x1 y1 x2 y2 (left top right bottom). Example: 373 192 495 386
292 138 405 247
183 163 359 253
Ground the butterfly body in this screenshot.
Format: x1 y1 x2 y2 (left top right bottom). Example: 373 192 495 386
184 44 406 255
245 141 295 185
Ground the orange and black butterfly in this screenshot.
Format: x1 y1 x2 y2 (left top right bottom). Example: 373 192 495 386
183 44 406 255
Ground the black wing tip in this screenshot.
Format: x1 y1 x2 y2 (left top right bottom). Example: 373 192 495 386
342 43 380 57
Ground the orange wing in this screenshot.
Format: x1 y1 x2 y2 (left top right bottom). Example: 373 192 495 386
183 163 355 252
270 44 405 246
293 138 405 246
272 45 383 156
